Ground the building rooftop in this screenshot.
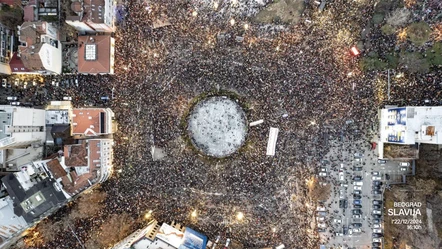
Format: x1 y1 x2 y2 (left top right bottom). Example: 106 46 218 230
64 142 88 167
45 110 70 125
77 35 113 74
72 108 110 135
1 164 68 223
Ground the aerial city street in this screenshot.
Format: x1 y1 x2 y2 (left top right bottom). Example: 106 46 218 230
0 0 442 249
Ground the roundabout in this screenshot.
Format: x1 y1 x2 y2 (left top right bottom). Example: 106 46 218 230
187 96 248 158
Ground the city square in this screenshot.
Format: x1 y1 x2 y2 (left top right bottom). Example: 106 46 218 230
1 0 442 248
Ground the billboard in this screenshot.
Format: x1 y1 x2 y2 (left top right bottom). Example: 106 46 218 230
178 227 208 249
387 108 406 126
156 223 184 248
386 108 407 143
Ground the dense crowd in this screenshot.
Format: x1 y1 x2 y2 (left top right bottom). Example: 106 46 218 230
3 0 442 248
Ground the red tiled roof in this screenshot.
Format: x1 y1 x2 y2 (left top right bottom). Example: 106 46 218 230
9 52 31 73
64 142 88 167
0 0 15 5
24 6 35 22
46 159 67 179
77 35 111 74
72 108 106 135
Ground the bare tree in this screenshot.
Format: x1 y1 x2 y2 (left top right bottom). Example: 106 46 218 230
386 8 411 27
70 190 107 219
93 213 135 248
36 220 61 242
431 23 442 42
308 177 331 202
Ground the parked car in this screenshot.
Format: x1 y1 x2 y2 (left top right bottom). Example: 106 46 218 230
343 225 348 235
373 181 382 186
320 167 327 172
372 185 381 190
353 166 363 171
372 233 383 238
353 204 362 208
353 194 361 200
353 190 361 195
373 205 381 209
335 232 343 236
372 176 382 180
333 219 342 223
373 229 382 233
400 167 407 171
377 159 387 164
318 223 327 228
341 183 348 187
373 219 381 224
372 190 382 195
317 228 326 232
339 172 345 181
352 223 362 228
353 176 362 181
11 102 20 106
372 214 382 219
373 238 382 243
354 186 362 190
316 216 325 221
373 210 382 214
63 96 72 101
352 209 362 215
353 200 361 205
373 200 382 205
400 162 410 166
353 181 363 186
354 153 364 157
352 214 361 219
1 79 6 88
373 242 381 246
319 172 327 177
355 158 362 162
372 171 380 176
7 96 17 101
373 224 381 228
352 228 361 233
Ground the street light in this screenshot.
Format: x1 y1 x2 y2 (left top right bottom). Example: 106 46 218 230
145 210 153 219
191 210 197 218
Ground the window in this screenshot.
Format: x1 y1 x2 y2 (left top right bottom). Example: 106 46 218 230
85 44 97 61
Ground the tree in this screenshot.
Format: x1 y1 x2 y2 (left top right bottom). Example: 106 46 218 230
414 178 437 196
431 24 442 42
399 52 430 74
386 8 411 27
70 190 107 219
308 177 331 202
36 220 61 242
91 213 135 248
407 22 431 46
0 6 23 30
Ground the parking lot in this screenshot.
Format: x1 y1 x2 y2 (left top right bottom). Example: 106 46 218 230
315 132 413 249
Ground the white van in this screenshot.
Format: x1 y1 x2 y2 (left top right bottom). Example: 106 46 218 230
400 162 410 166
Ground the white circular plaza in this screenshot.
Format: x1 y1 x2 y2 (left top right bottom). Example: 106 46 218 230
187 96 247 158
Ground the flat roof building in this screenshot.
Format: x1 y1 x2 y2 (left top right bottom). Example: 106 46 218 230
379 106 442 158
0 106 46 171
72 108 114 136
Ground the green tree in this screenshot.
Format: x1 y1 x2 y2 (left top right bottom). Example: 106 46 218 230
407 22 431 46
399 51 430 73
426 42 442 66
359 56 388 71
